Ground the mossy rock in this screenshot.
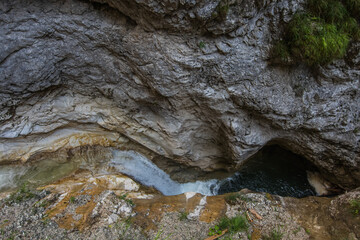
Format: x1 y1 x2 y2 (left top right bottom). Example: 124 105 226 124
271 0 359 66
287 13 349 66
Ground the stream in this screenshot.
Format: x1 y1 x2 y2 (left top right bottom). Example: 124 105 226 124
0 146 315 197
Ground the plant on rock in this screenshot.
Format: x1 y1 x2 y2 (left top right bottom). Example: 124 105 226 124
271 0 359 66
208 215 249 237
287 13 349 66
262 228 284 240
6 183 36 204
350 198 360 215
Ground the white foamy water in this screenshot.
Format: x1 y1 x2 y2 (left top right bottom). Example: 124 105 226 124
110 150 220 196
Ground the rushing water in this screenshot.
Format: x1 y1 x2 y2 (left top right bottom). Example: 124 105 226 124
0 146 315 197
110 150 220 196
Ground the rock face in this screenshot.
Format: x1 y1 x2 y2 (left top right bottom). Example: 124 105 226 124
0 0 359 188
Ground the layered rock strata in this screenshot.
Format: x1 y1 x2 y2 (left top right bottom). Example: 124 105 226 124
0 0 359 188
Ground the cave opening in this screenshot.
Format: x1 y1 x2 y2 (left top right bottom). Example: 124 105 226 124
216 144 317 197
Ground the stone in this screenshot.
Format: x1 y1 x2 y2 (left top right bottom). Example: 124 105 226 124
0 0 359 190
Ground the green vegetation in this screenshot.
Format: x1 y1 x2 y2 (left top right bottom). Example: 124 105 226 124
262 228 284 240
270 41 292 64
115 220 132 239
118 193 135 206
41 217 50 226
292 227 301 235
69 196 76 203
354 127 360 134
179 211 188 221
271 0 360 66
219 215 249 233
6 183 36 204
265 192 274 201
225 193 252 204
307 0 360 39
212 0 230 21
208 225 222 236
34 199 49 208
350 198 360 215
225 193 240 204
198 41 206 49
342 0 360 21
153 227 172 240
209 215 249 237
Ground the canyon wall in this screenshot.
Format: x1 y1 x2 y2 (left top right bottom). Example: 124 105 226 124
0 0 359 188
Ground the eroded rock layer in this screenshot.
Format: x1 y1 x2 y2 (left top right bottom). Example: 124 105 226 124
0 0 359 188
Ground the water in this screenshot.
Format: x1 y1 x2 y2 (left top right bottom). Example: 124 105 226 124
0 146 315 197
0 159 81 192
216 146 316 197
110 148 315 197
110 150 220 196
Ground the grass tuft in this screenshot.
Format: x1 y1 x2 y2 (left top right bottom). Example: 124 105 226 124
350 198 360 215
6 183 36 205
225 193 252 204
262 228 284 240
179 211 188 221
218 215 249 233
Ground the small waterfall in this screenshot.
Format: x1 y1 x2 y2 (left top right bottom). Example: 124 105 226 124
110 150 220 196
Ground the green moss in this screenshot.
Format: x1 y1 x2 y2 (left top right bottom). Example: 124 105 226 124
271 0 359 66
342 0 360 21
308 0 348 24
350 198 360 215
287 13 349 65
307 0 360 38
213 0 230 21
218 4 229 19
270 41 292 64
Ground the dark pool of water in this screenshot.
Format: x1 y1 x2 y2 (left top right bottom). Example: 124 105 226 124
216 145 316 197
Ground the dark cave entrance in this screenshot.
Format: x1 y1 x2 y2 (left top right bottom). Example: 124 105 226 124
216 145 317 197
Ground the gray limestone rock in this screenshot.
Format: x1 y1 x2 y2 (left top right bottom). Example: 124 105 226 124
0 0 359 189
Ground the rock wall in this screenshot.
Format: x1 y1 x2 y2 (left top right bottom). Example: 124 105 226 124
0 0 359 188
